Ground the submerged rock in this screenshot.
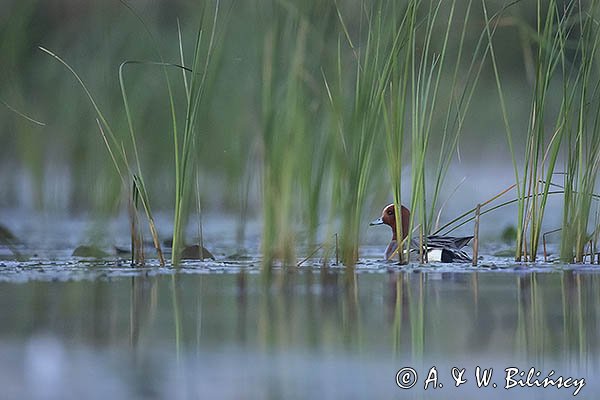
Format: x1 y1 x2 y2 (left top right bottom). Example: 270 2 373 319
0 224 18 244
0 224 25 260
72 245 110 258
224 252 253 261
181 244 215 260
114 246 131 255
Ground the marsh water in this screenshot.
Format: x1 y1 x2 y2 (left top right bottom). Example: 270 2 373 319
2 266 600 399
1 214 600 399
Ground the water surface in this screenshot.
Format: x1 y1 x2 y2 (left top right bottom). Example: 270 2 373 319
1 266 598 399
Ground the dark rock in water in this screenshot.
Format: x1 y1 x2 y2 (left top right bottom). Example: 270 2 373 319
114 246 131 255
72 245 110 258
224 252 252 261
115 242 215 260
0 224 25 260
0 224 18 244
181 244 215 260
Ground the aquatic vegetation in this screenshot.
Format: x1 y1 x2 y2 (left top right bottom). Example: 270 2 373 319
380 0 487 263
381 0 416 264
559 0 600 263
512 0 575 262
406 0 481 262
486 0 600 262
0 99 45 127
5 0 600 266
259 5 307 268
39 46 166 266
169 3 222 265
40 2 224 266
117 1 226 266
324 0 408 266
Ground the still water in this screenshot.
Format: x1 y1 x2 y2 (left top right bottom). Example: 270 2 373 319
0 266 599 399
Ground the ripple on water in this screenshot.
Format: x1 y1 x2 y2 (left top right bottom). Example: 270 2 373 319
1 251 599 283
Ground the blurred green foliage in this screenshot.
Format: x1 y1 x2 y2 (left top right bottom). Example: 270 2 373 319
0 0 538 214
4 0 599 265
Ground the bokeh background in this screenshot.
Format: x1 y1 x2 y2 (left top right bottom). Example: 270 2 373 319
0 0 571 245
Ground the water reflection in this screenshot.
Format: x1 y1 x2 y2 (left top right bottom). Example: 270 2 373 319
129 275 157 349
1 269 600 398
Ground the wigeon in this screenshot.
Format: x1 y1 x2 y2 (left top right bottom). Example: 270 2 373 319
370 204 472 263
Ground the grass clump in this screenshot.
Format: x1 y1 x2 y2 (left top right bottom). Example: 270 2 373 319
382 0 486 263
560 0 600 263
170 4 222 266
39 46 166 266
259 8 308 268
41 1 225 266
324 0 407 266
257 1 338 269
486 0 600 262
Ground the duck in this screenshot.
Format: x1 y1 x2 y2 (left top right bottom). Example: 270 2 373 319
369 203 473 263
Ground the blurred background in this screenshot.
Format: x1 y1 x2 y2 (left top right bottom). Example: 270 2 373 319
0 0 570 246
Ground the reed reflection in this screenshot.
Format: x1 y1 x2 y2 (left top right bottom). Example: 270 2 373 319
129 275 157 350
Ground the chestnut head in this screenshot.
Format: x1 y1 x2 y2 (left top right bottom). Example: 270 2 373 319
369 204 410 240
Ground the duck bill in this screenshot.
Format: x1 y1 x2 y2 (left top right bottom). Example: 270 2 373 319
369 217 384 226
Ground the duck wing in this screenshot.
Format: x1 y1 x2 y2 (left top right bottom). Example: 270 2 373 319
426 235 473 250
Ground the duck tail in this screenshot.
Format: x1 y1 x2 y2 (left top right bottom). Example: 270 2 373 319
453 236 474 249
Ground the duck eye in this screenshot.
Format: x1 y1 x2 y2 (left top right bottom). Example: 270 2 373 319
387 210 394 216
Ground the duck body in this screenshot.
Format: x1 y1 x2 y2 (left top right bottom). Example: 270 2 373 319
370 204 473 263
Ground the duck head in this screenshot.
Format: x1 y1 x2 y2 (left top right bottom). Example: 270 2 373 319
369 203 410 241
